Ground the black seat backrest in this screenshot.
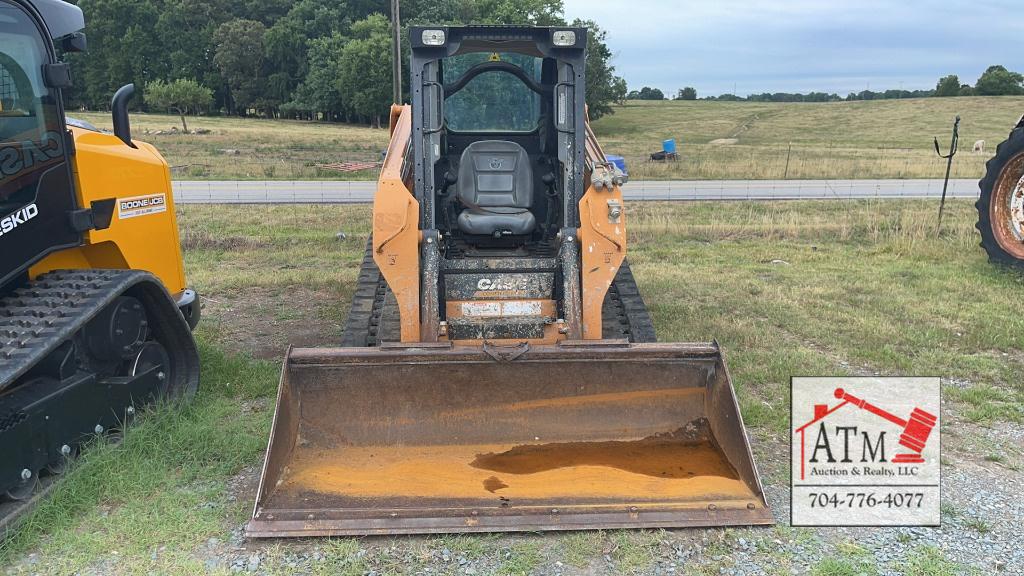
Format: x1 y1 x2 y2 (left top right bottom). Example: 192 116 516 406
457 140 533 209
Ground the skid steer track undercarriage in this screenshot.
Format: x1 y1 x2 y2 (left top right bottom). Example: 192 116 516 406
0 270 199 533
342 238 657 347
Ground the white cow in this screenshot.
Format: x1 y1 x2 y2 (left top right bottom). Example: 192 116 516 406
973 140 985 154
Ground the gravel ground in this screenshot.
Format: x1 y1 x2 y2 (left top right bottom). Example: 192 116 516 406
4 408 1019 576
160 416 1021 576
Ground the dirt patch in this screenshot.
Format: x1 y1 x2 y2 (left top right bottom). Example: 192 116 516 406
180 229 269 252
943 408 1024 471
200 286 346 359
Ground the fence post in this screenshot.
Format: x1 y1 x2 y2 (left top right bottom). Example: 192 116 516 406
934 116 960 235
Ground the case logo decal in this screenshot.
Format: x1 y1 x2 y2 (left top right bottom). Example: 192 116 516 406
0 132 63 181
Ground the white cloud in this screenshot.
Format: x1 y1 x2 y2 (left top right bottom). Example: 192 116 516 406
563 0 1024 95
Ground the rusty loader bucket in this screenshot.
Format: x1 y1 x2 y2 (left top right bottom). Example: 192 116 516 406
247 342 772 537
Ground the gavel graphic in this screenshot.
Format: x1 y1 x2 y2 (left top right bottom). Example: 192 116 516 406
834 388 937 464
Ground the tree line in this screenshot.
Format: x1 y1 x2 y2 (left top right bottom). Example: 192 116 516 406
624 65 1024 103
65 0 626 126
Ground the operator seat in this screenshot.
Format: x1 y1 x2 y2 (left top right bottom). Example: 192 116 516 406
456 140 536 236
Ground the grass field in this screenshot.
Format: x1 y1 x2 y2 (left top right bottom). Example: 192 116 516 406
74 96 1024 181
74 112 387 181
596 97 1024 181
1 200 1021 575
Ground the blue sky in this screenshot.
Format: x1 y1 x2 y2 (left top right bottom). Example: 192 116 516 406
562 0 1024 97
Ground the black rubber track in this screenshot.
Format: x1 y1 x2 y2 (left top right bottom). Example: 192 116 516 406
976 125 1024 268
341 237 657 345
601 259 657 343
0 270 199 397
340 237 385 346
0 270 199 536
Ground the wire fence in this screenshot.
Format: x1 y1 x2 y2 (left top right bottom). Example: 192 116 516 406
165 142 991 183
614 143 990 182
171 178 980 204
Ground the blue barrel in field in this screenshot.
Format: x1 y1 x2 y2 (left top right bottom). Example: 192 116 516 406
605 154 628 175
662 139 677 154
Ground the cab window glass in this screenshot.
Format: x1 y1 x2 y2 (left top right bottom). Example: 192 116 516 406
0 2 59 143
443 52 541 132
0 1 63 203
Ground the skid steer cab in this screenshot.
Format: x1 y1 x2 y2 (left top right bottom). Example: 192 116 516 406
249 26 771 537
0 0 199 516
375 25 616 344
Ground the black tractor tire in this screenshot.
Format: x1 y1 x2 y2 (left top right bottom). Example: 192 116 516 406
976 125 1024 268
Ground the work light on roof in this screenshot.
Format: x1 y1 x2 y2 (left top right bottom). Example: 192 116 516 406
421 29 446 46
552 30 576 46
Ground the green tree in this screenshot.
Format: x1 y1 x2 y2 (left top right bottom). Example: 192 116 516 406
676 87 697 100
610 77 628 105
144 78 214 132
287 32 349 119
628 86 665 100
155 0 236 101
336 14 392 126
213 19 267 114
263 0 350 114
479 0 564 25
572 19 626 120
934 75 960 97
959 84 975 97
975 65 1024 96
403 0 563 25
66 0 627 125
71 0 168 108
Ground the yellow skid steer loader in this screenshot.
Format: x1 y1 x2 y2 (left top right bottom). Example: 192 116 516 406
248 25 770 536
0 0 199 530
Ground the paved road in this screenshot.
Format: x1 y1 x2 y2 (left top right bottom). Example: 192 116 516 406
172 178 980 204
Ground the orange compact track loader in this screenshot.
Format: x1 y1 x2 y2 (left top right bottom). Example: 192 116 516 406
248 25 770 537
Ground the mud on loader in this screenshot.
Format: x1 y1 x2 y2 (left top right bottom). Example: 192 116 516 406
249 26 771 537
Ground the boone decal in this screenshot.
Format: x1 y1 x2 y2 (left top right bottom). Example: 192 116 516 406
118 193 167 220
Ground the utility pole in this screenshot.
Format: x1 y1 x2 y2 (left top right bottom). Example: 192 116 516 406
390 0 402 104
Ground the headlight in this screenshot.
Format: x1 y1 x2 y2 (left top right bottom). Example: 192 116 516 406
552 30 576 46
421 29 446 46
